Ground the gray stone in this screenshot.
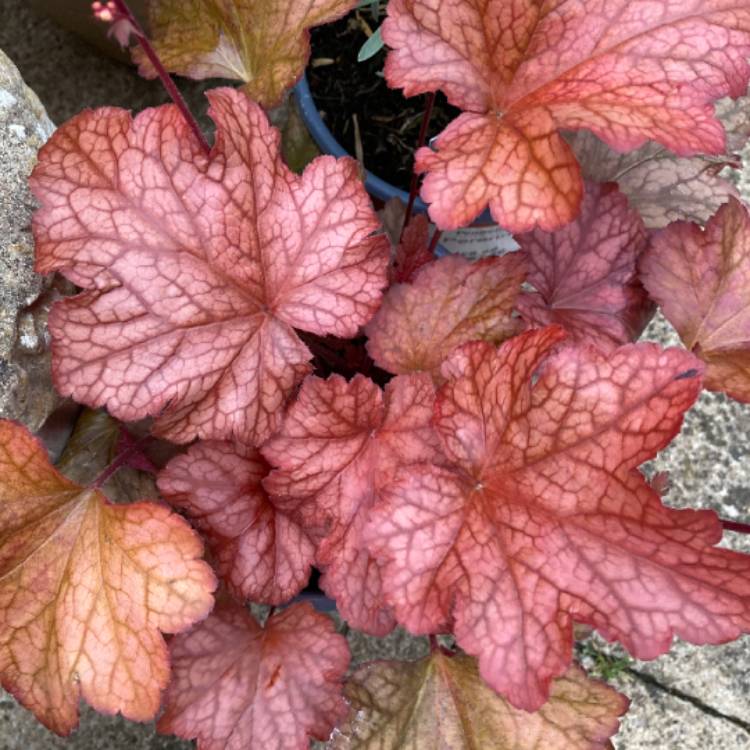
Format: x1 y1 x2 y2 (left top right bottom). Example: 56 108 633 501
0 694 190 750
610 672 750 749
0 47 61 431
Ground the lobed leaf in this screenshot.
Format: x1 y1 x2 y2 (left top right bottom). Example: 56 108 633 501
330 655 627 750
0 420 216 735
366 327 750 710
516 182 652 350
383 0 750 232
158 441 315 605
567 94 750 229
366 253 526 377
641 197 750 402
158 597 350 750
135 0 357 107
567 133 740 230
31 88 389 446
263 373 443 635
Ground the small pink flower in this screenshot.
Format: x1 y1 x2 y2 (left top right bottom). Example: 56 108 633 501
91 1 116 23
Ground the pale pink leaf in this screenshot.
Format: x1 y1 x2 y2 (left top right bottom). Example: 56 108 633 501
331 656 627 750
366 252 526 377
136 0 357 108
390 213 434 284
384 0 750 232
31 88 389 446
641 197 750 401
567 93 750 229
567 132 741 230
0 420 215 735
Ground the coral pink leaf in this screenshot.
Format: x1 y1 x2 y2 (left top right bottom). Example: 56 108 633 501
366 253 526 377
366 328 750 710
263 373 443 635
641 197 750 402
158 441 315 605
158 598 350 750
516 182 653 351
30 87 388 446
0 420 216 735
389 213 434 284
384 0 750 232
331 656 627 750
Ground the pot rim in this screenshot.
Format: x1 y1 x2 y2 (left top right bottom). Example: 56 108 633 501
293 72 428 211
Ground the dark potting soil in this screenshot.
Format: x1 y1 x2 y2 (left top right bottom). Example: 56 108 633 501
307 10 460 193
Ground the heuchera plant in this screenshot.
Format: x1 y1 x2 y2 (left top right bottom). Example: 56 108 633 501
3 0 750 747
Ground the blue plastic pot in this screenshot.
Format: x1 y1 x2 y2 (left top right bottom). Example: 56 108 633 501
293 74 518 259
294 74 518 256
294 73 428 211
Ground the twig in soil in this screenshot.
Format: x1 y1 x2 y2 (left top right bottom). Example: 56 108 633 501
353 113 366 173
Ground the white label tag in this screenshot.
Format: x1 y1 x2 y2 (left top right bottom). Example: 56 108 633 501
439 224 518 260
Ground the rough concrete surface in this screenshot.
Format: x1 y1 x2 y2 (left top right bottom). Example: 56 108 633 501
1 0 750 747
0 47 59 431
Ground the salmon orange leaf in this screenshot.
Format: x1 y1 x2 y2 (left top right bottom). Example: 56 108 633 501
262 373 443 635
330 655 627 750
641 197 750 402
383 0 750 232
158 597 350 750
365 328 750 710
366 253 526 377
158 440 315 605
0 420 216 735
30 87 389 446
516 182 652 350
135 0 357 107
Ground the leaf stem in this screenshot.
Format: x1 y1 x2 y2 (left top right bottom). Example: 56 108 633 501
400 92 436 241
427 228 443 255
722 519 750 535
89 432 151 490
109 0 211 155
